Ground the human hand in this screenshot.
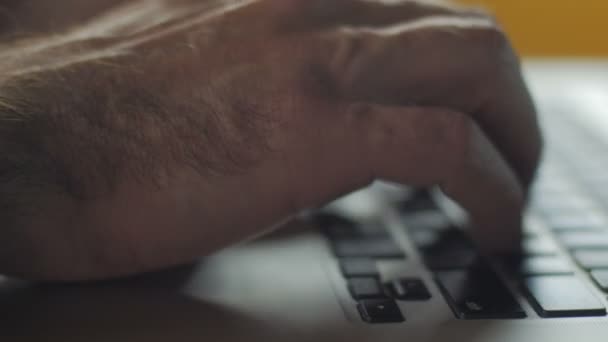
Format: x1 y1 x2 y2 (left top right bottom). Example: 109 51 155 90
0 0 541 280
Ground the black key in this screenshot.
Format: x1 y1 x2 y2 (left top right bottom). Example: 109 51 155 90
408 229 445 248
332 238 405 259
340 258 379 278
357 299 405 323
398 190 438 213
348 278 386 300
590 270 608 291
411 229 480 270
389 278 431 301
522 275 606 318
403 212 452 232
505 256 573 276
316 213 354 234
573 250 608 270
558 231 608 250
411 228 473 251
435 268 526 319
317 213 388 240
424 250 480 270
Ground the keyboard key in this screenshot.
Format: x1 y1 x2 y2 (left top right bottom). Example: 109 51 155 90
411 229 480 270
398 190 438 213
357 299 405 323
424 250 480 270
340 258 379 278
590 270 608 291
388 278 431 301
435 268 526 319
523 275 606 318
546 213 605 232
317 213 388 240
403 212 452 231
533 174 573 194
348 278 387 300
316 213 354 233
505 256 573 276
573 250 608 270
522 237 558 256
332 238 405 259
409 229 447 249
534 196 595 215
558 231 608 250
411 228 473 251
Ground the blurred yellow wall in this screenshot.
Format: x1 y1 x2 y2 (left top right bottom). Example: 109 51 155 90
457 0 608 56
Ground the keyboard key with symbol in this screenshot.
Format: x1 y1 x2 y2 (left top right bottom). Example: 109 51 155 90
435 268 526 319
357 299 405 323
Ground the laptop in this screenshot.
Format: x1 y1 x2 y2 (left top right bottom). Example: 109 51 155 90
2 60 608 342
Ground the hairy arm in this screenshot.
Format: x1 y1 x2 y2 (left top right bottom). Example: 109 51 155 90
0 1 297 280
0 65 270 280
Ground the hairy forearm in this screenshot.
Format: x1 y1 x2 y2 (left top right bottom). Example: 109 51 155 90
0 70 269 280
0 4 280 279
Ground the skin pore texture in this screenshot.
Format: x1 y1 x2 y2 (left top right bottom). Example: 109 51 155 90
0 0 541 281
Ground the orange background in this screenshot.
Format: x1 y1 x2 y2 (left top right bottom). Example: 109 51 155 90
457 0 608 56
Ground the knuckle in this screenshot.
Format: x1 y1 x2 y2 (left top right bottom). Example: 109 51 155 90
463 24 520 92
324 30 374 93
473 24 518 70
477 24 510 50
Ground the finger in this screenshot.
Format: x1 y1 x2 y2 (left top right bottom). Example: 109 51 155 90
289 103 524 253
367 105 524 253
319 17 542 189
266 0 485 31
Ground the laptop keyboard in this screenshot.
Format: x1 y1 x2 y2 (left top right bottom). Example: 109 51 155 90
317 111 608 323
